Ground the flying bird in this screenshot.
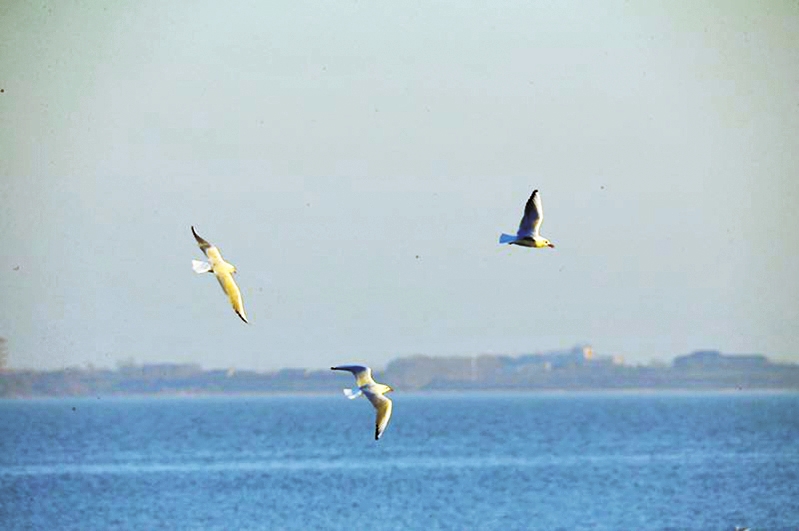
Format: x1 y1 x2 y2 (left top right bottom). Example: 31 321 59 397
499 189 555 248
331 365 394 440
191 226 248 323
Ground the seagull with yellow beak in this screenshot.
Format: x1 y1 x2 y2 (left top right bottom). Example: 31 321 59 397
331 365 394 440
191 226 248 323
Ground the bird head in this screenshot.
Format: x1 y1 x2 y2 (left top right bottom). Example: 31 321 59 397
383 384 395 394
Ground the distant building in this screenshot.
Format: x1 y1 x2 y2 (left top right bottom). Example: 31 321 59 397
118 363 203 378
673 350 769 370
516 345 619 369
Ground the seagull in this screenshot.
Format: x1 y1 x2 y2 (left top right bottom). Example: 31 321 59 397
191 226 248 323
331 365 394 440
499 189 555 248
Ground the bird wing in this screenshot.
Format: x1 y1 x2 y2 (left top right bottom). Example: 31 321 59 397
192 226 225 263
364 390 393 440
516 189 543 238
216 271 248 323
330 365 375 387
191 226 213 256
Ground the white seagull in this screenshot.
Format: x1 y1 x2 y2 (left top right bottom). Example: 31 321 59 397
191 226 248 323
331 365 394 440
499 189 555 248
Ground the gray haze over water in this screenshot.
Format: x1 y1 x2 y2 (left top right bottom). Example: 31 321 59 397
1 1 798 371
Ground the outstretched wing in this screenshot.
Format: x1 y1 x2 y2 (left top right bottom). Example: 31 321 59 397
331 365 375 387
191 226 213 256
364 391 393 440
217 272 248 323
516 189 543 239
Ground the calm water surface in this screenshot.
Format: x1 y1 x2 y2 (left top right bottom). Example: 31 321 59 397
1 393 798 530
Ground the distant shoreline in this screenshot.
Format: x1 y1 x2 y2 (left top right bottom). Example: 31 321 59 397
3 347 797 398
2 387 798 401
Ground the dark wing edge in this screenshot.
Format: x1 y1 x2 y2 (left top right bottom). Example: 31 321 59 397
191 226 212 253
516 189 540 237
331 365 373 387
373 396 393 441
330 365 369 374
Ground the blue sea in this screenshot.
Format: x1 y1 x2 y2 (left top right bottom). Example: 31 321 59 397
1 392 798 530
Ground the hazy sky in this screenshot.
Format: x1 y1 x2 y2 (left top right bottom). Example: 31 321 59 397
1 1 797 371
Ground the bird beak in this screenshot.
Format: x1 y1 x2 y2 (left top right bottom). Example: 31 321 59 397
548 243 555 248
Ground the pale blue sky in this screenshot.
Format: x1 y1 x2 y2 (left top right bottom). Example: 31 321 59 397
1 1 797 371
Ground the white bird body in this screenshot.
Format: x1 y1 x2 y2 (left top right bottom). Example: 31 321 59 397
191 226 248 323
331 365 394 440
499 189 555 248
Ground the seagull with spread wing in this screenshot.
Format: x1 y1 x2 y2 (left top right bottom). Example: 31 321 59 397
331 365 394 440
499 189 555 248
191 226 248 323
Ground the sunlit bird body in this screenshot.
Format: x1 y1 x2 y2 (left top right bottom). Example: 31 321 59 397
499 189 555 248
331 365 394 440
191 226 248 323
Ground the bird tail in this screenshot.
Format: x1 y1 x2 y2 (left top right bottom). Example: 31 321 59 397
343 388 362 400
192 260 212 273
499 233 517 244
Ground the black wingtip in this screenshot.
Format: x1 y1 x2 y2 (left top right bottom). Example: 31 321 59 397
191 226 211 248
